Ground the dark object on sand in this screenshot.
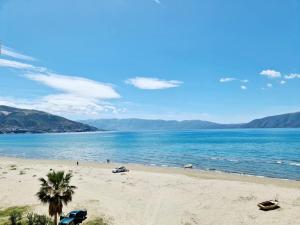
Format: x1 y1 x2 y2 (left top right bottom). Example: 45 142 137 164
257 200 279 211
112 166 129 173
59 210 87 225
76 161 79 166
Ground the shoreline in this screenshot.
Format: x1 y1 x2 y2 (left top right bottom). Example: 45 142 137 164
1 129 299 182
1 156 299 188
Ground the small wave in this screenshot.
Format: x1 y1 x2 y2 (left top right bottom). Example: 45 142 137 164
289 162 300 167
209 157 239 163
228 159 239 162
275 160 283 164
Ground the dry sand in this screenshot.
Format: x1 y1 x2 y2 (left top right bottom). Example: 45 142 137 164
0 157 299 225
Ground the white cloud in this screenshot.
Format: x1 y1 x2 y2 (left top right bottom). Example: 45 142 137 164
219 77 236 83
284 73 300 79
260 69 281 78
0 46 123 118
40 94 120 115
1 46 35 61
220 78 249 90
25 73 120 99
126 77 182 90
0 56 120 100
153 0 161 4
0 58 35 70
0 95 122 119
261 83 273 90
280 80 286 85
0 58 47 73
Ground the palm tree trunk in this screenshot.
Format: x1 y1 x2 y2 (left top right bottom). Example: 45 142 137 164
54 213 58 225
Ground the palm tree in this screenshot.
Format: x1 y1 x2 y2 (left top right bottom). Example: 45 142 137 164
37 171 77 225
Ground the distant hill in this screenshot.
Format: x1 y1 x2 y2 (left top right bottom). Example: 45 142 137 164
83 112 300 131
82 118 242 131
242 112 300 128
0 105 98 134
1 105 298 133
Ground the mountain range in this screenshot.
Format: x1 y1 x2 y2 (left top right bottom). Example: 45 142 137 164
0 105 299 134
0 105 98 134
83 111 300 131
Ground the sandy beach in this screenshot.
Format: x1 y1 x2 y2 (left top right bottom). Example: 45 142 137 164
0 157 299 225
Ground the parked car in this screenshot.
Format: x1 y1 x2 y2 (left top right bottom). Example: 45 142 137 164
112 166 129 173
59 210 87 225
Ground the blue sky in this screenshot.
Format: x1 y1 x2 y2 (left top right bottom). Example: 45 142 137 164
0 0 299 123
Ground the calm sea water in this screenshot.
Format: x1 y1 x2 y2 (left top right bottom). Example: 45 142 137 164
0 129 299 180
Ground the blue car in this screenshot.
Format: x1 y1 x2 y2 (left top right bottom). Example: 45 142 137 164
59 210 87 225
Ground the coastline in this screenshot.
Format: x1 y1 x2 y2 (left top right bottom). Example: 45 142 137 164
1 156 300 225
1 129 299 181
1 156 299 188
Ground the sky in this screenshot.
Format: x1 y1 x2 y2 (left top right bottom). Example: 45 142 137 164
0 0 299 123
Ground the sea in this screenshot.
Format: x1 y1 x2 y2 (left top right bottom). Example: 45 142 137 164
0 129 299 180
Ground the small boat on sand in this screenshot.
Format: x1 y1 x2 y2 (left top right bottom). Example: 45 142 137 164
257 200 279 211
184 164 193 169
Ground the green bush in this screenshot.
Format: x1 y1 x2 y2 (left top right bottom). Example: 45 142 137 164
0 207 29 218
0 208 52 225
9 210 22 225
27 213 53 225
0 206 29 225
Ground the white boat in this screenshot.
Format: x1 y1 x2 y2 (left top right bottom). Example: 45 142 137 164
184 164 193 169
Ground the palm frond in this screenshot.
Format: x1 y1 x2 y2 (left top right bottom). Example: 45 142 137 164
36 170 77 220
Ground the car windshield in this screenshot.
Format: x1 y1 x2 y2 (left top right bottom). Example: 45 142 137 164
68 213 76 218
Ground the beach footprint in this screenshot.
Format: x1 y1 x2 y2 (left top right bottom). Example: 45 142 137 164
143 188 170 225
235 195 257 202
